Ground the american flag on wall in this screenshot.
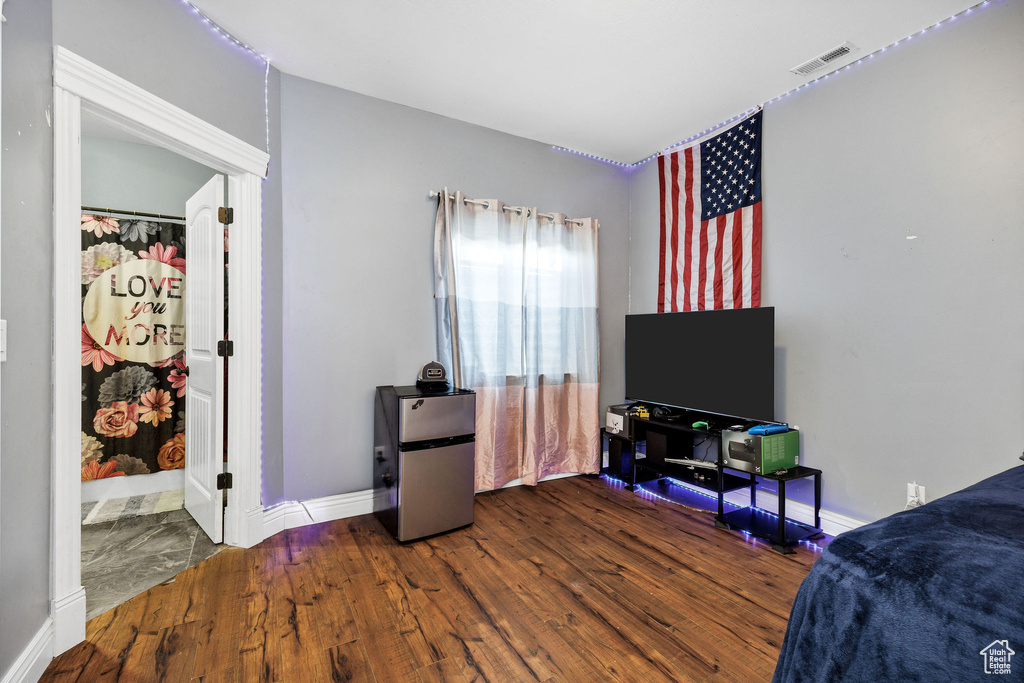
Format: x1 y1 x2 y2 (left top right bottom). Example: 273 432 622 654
658 110 762 312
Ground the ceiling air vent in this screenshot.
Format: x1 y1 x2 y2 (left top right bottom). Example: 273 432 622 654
790 42 858 75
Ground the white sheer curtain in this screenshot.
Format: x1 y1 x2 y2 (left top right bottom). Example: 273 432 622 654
434 190 600 491
521 211 600 485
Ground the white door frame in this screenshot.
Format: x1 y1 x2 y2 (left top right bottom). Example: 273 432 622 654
0 0 5 620
52 46 269 653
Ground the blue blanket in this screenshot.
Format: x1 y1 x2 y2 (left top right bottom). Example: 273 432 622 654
774 465 1024 682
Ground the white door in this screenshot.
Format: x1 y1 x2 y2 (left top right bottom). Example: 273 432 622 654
184 175 226 543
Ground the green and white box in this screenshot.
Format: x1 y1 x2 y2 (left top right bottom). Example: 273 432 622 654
721 429 799 474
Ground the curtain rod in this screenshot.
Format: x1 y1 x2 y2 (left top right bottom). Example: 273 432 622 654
81 206 186 224
428 190 585 227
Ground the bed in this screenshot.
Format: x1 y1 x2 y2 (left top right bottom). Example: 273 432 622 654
773 464 1024 682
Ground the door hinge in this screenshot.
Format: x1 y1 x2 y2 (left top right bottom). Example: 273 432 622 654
218 206 234 225
217 472 233 490
217 340 234 357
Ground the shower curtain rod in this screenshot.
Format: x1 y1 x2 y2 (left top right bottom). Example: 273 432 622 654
428 190 584 227
82 205 186 224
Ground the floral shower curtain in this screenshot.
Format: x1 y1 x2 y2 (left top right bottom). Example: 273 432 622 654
433 190 601 491
80 212 187 480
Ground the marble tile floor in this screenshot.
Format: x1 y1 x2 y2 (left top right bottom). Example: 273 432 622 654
81 508 222 620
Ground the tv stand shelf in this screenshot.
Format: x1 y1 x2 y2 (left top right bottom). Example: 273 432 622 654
714 465 823 554
606 412 748 503
633 460 750 495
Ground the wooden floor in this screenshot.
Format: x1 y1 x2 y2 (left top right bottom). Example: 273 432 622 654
42 475 824 682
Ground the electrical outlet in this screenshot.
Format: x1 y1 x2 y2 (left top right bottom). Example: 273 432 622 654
906 482 926 508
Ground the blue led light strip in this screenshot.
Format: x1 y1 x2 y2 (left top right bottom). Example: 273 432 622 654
663 476 738 505
554 0 997 167
549 147 658 169
179 0 268 60
602 473 743 509
601 474 825 551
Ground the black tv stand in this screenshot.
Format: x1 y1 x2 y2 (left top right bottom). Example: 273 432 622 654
604 406 823 553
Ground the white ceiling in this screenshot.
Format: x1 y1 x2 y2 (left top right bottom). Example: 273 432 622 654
192 0 978 163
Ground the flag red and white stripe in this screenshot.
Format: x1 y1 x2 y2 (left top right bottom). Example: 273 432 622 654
658 111 762 312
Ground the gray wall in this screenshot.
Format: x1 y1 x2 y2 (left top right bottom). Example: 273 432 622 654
628 0 1024 522
82 135 217 216
262 66 285 507
279 75 631 501
0 2 275 675
53 0 267 152
1 0 54 675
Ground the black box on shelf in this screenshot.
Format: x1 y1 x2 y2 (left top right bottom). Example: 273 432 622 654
605 403 635 439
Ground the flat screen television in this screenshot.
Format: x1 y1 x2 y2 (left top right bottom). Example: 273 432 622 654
625 307 775 423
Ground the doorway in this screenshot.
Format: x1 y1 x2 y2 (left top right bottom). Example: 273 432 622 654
53 47 268 654
77 128 228 619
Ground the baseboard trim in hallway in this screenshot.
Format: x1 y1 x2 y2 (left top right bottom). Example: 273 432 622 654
1 617 54 683
262 488 375 539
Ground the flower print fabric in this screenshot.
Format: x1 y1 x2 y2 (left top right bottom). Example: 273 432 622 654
81 214 120 238
81 432 104 466
113 454 150 475
81 211 187 479
93 401 140 438
82 324 121 372
97 366 157 406
158 433 186 470
82 460 127 480
118 219 159 244
168 369 187 398
139 243 186 274
149 350 185 370
81 242 137 285
139 388 174 426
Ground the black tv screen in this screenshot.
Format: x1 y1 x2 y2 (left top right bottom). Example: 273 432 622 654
625 307 775 423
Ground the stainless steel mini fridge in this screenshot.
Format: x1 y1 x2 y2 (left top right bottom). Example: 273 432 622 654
373 385 476 541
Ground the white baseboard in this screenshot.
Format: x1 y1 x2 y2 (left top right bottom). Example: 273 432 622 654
303 489 375 522
80 469 185 503
262 489 375 540
51 587 86 655
240 505 267 549
1 618 54 683
717 485 868 537
261 472 589 541
224 503 268 549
